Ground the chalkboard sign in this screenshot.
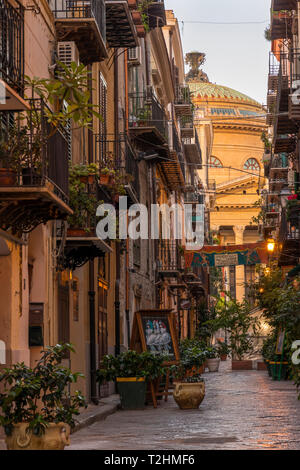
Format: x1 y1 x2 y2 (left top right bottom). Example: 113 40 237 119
130 310 179 362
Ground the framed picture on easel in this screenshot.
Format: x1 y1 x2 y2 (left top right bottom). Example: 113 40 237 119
130 310 180 363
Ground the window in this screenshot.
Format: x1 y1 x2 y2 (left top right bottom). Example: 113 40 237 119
243 158 260 171
209 156 223 168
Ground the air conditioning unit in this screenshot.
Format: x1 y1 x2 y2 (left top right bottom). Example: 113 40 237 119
128 46 141 65
57 41 80 67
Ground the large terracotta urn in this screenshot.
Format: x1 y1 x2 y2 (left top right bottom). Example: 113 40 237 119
5 423 70 450
173 382 205 410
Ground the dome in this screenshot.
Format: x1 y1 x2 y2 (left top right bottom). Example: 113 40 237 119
188 82 261 107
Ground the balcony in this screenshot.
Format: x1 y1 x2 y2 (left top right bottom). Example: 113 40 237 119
0 100 72 235
183 131 202 166
184 191 204 204
48 0 107 64
0 0 29 111
128 89 169 158
274 134 296 154
158 125 184 190
272 0 297 12
278 209 300 265
174 85 193 117
125 141 140 203
180 115 194 139
105 0 138 48
270 9 293 40
146 0 166 29
156 240 183 277
57 171 112 269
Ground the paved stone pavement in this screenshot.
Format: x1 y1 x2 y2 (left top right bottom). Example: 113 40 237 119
67 361 300 451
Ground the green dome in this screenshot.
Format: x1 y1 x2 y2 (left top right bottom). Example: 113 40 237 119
188 82 261 107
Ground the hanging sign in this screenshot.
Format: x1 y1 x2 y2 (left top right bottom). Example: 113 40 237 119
185 242 268 268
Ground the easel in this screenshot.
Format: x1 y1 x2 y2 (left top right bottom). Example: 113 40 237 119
130 310 180 408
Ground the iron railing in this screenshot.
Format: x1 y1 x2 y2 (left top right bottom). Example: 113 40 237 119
0 0 24 95
0 99 69 202
125 142 140 198
94 133 122 172
157 240 182 273
48 0 106 42
180 115 194 131
128 89 168 140
175 85 191 105
271 154 289 169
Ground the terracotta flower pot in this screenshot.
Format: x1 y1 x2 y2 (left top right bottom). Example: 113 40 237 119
127 0 137 8
80 174 96 185
0 168 17 186
67 228 89 237
99 174 111 185
185 365 204 377
132 10 142 24
173 382 205 410
206 358 220 372
220 354 227 362
5 422 70 450
136 24 146 38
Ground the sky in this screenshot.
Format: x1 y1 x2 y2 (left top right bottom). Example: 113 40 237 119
164 0 271 105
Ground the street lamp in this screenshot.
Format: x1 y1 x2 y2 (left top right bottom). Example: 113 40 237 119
267 238 275 253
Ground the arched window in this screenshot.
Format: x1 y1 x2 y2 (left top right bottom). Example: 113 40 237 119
244 158 260 171
209 156 223 168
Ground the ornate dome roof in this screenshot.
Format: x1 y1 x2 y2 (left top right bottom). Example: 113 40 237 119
188 82 261 107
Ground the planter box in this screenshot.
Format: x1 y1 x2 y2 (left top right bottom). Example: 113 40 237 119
257 361 268 371
116 378 146 410
67 228 92 237
5 422 70 450
231 360 253 370
270 362 289 381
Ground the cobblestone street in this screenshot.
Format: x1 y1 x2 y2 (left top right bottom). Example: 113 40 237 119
66 361 300 451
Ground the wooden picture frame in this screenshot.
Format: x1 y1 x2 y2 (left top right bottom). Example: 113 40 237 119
276 329 285 355
130 309 180 363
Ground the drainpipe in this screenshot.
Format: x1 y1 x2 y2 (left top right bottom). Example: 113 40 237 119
88 259 98 404
114 50 121 356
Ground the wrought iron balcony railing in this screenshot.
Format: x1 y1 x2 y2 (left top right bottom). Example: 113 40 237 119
48 0 107 64
128 89 168 141
0 99 71 233
0 0 24 95
180 115 194 138
156 240 183 276
174 85 192 116
94 133 140 202
146 0 166 29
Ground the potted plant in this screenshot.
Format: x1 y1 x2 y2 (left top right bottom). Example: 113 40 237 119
71 163 99 185
179 338 207 376
97 350 166 410
137 105 151 126
0 344 86 450
205 346 220 372
67 166 103 236
0 125 31 186
171 364 205 410
216 340 230 362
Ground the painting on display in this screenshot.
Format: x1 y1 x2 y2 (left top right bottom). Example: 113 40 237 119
130 310 179 362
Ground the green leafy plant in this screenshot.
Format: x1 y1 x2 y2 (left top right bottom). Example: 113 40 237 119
67 165 103 231
205 295 261 360
96 350 166 384
0 344 86 437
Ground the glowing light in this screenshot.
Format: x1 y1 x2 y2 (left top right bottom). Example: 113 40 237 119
267 239 275 253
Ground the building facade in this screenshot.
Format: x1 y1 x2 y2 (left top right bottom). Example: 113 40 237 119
0 1 205 402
